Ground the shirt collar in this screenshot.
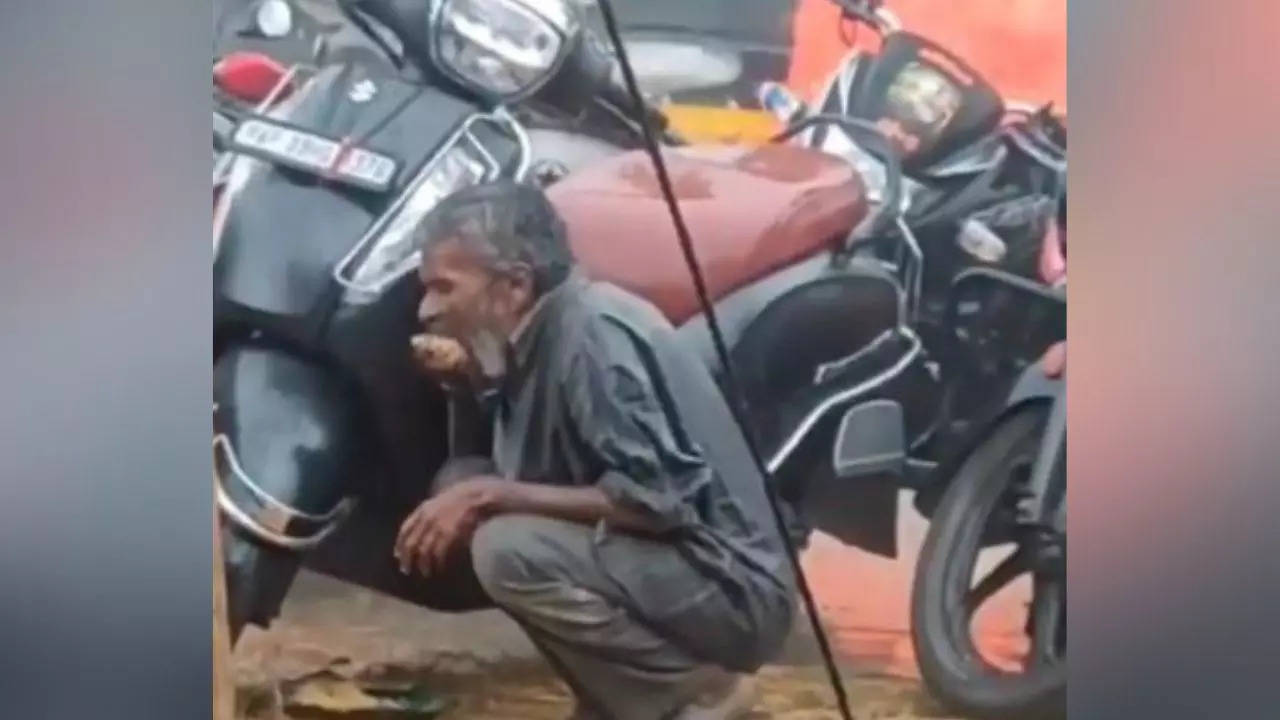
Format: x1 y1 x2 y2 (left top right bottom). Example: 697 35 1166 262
507 268 585 374
509 285 555 347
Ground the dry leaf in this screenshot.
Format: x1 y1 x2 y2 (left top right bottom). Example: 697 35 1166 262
280 670 446 718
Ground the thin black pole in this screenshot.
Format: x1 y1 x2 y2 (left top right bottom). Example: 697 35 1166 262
592 3 857 718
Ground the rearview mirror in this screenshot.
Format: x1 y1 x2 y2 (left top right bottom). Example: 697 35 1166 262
256 0 294 38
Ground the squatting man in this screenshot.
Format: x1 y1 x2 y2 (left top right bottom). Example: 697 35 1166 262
393 180 797 720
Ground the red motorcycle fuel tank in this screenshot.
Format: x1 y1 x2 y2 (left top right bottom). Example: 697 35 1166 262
546 143 869 325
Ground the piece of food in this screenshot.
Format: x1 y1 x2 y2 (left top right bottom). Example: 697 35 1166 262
410 333 469 373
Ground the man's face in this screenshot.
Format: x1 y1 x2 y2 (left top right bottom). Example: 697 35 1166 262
417 238 532 377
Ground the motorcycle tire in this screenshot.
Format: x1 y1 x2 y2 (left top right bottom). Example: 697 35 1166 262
910 405 1065 720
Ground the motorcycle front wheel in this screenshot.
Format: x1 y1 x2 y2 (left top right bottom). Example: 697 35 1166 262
910 406 1065 720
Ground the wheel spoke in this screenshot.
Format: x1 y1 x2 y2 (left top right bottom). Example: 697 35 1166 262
965 547 1026 614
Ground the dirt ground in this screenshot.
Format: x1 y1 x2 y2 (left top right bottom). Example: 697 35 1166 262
232 568 964 720
231 505 1034 719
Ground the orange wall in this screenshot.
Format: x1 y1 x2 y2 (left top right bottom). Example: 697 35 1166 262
788 0 1066 110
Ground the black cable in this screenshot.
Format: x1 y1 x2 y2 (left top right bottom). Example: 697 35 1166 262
592 2 857 718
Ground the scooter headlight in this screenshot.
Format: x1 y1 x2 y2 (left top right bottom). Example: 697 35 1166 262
430 0 577 101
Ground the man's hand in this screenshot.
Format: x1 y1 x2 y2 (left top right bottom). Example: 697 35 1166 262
394 477 508 577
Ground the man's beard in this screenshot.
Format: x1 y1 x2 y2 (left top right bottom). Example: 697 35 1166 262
423 290 513 393
463 322 508 384
451 294 511 390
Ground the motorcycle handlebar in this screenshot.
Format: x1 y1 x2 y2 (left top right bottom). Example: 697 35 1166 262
565 27 681 145
772 114 903 239
594 76 680 144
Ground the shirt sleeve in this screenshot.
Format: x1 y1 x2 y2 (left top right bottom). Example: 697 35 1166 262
563 319 714 533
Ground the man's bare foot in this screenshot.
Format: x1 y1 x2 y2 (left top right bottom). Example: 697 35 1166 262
670 671 758 720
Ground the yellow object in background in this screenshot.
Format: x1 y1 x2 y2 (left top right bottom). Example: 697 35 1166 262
663 105 782 146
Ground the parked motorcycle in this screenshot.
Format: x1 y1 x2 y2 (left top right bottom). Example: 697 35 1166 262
553 9 1069 718
764 1 1065 297
752 3 1069 715
902 200 1065 717
553 0 1068 550
907 219 1064 718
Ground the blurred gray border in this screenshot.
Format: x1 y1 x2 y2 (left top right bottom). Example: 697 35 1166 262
0 1 212 717
1069 1 1280 718
1 1 1279 718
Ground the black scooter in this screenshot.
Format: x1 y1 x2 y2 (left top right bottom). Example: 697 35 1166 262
214 0 653 637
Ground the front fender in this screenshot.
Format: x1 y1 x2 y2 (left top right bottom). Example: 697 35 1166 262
213 343 362 551
914 362 1062 519
1007 361 1064 408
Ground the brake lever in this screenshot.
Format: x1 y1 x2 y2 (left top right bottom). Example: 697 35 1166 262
589 91 685 148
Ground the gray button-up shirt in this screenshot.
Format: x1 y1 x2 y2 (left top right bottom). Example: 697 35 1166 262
485 271 796 669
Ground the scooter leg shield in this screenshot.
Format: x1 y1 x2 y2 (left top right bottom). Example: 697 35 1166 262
223 525 303 641
213 344 363 633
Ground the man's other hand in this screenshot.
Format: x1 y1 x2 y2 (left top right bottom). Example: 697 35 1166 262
394 477 507 577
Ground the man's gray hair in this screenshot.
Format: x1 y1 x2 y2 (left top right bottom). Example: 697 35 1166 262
414 180 575 296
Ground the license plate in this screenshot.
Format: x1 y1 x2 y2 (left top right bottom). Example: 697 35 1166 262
231 118 399 192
